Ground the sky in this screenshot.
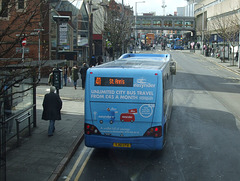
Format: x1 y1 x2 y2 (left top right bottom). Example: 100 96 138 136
115 0 188 16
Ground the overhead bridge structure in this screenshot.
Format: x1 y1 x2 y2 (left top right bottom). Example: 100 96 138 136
135 15 195 32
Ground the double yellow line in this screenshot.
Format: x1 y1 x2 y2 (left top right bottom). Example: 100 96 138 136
65 146 93 181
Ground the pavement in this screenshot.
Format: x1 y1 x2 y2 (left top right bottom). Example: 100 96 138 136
5 50 240 181
192 49 240 75
6 78 85 181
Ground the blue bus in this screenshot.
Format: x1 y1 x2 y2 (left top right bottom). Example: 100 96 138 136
84 53 176 150
172 38 184 50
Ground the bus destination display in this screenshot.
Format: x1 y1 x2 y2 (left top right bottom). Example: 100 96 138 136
95 77 133 87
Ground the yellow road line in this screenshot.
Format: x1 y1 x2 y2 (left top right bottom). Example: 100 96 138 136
74 148 94 181
65 146 88 181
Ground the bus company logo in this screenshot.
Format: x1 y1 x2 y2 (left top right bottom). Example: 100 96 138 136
137 79 146 84
134 79 155 88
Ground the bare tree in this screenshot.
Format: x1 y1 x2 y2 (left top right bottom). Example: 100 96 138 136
0 1 49 179
0 0 49 103
226 13 240 65
208 2 240 64
208 15 232 62
103 7 133 59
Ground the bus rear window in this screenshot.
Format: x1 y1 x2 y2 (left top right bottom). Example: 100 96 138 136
95 77 133 87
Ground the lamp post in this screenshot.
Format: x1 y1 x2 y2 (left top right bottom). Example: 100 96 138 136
88 0 93 66
34 29 44 80
135 1 145 53
238 26 240 68
201 4 205 55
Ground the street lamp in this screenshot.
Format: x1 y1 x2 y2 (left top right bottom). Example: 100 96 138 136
135 1 145 53
237 17 240 68
88 0 93 65
238 24 240 68
34 29 44 80
201 4 205 55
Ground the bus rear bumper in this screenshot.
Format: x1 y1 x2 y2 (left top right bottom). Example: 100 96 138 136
85 134 164 150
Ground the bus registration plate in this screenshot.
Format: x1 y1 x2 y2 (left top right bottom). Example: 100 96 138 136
113 143 131 148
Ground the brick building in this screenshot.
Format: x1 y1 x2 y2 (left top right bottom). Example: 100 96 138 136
0 0 49 62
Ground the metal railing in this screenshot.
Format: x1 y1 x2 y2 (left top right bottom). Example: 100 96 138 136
3 104 35 142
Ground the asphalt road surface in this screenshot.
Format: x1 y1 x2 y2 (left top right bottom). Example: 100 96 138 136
58 49 240 181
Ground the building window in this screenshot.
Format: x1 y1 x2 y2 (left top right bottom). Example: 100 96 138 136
18 0 24 9
153 20 161 27
164 20 172 27
174 21 183 27
0 0 9 17
142 20 151 26
185 21 193 27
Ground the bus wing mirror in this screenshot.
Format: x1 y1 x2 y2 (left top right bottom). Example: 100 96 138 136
170 61 176 75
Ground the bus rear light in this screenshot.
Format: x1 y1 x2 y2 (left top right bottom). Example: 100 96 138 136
144 126 162 138
85 123 101 135
86 124 90 129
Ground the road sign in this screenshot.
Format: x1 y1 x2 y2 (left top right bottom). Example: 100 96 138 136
22 38 27 46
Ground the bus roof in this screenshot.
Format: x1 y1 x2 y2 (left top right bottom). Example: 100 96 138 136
95 53 171 70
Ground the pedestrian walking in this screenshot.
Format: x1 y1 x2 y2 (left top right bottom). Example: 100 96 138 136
48 68 55 86
80 63 89 89
236 51 238 62
42 86 62 137
72 64 79 89
197 42 200 50
62 65 70 86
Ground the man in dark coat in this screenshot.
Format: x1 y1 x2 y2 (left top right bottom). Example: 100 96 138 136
42 86 62 136
80 63 89 89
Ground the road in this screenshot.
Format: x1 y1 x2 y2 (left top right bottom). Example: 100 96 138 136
58 49 240 181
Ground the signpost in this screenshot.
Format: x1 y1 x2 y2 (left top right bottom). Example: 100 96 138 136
21 37 27 62
34 29 44 80
52 16 70 60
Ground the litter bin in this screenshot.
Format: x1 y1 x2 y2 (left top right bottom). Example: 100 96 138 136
53 68 63 94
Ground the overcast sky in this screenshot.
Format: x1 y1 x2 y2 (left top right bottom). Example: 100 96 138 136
115 0 188 15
